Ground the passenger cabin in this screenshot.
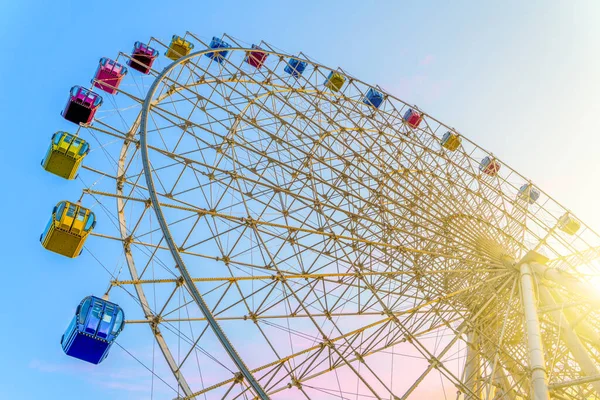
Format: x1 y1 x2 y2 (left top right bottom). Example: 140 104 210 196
480 156 501 176
205 37 231 64
128 41 159 74
61 296 124 364
40 201 96 258
41 132 90 180
165 35 194 61
245 44 268 69
284 58 307 77
363 88 384 109
93 58 128 94
61 86 103 125
519 183 540 204
558 213 581 235
403 108 423 128
441 131 461 151
325 71 345 92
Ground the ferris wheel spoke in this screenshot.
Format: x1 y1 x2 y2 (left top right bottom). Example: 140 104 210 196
144 152 492 264
422 146 506 229
170 270 510 398
112 268 500 290
242 223 394 398
86 120 135 142
395 278 516 399
148 95 448 241
260 315 459 398
92 174 500 268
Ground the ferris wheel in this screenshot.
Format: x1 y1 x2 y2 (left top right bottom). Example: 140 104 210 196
39 32 600 399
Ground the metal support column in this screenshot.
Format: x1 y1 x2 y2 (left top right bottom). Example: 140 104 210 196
520 263 550 400
530 262 600 305
492 366 517 400
538 285 600 397
463 331 481 399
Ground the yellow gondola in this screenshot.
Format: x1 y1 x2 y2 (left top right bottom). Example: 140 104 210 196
558 213 581 235
325 71 346 92
441 131 462 151
165 35 194 61
40 201 96 258
41 132 90 180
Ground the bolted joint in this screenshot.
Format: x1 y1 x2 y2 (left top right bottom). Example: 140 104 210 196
150 315 162 333
124 235 134 246
116 175 125 191
218 255 231 265
290 377 302 389
273 271 286 282
354 351 365 363
123 240 131 253
244 312 258 323
233 372 244 384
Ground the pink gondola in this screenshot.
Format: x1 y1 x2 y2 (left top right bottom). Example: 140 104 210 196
93 57 128 94
61 86 103 125
403 108 423 128
480 156 501 176
128 41 159 74
245 45 268 69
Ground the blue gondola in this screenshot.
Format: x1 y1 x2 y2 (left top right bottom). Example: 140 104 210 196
61 296 125 364
205 37 231 64
363 88 384 109
519 183 541 204
284 58 307 78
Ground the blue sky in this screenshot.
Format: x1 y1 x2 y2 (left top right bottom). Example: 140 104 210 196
1 1 599 399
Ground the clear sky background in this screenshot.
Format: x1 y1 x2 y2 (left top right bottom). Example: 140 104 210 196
0 1 599 399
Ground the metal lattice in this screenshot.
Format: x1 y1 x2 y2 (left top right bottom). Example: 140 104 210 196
63 32 600 399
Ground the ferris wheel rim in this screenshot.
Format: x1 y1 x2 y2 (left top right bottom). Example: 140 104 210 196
139 47 272 400
115 115 195 396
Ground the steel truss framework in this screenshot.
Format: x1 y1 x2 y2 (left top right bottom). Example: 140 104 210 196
61 32 600 399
